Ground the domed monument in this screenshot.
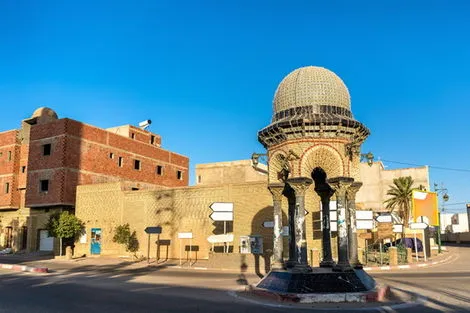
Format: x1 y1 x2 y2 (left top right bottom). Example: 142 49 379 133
255 66 376 298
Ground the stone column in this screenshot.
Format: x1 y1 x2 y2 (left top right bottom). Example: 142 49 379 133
315 185 335 267
327 177 354 272
268 183 285 269
346 182 363 268
283 186 296 268
286 177 312 270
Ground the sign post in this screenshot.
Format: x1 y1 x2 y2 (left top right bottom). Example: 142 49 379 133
178 232 193 267
144 226 162 264
210 202 234 253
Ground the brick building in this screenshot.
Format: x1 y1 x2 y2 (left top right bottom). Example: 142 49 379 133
0 107 188 252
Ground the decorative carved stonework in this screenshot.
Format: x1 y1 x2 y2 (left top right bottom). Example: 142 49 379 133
327 177 354 196
286 177 313 196
268 183 285 201
346 182 363 201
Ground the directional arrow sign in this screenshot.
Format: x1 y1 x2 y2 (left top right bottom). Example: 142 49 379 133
144 226 162 234
376 214 392 223
210 211 233 221
210 202 233 212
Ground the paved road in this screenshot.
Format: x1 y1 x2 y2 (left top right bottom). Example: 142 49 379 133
0 245 469 313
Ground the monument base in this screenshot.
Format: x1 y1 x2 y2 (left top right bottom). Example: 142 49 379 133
256 267 376 294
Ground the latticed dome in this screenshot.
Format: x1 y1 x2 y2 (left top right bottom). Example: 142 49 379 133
273 66 351 119
31 107 58 120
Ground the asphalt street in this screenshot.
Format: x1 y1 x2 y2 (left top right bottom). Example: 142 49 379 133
0 244 469 313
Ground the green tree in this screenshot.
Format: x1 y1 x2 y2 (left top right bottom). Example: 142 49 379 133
112 224 139 258
384 176 415 228
45 211 84 256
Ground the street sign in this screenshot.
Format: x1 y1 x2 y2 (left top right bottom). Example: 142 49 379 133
377 222 393 239
356 210 373 220
410 222 428 230
210 202 233 212
144 226 162 234
393 224 404 233
210 211 233 221
262 221 274 228
359 232 372 239
356 220 374 230
376 214 393 223
178 232 193 239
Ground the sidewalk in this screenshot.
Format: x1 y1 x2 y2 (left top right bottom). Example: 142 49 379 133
0 248 454 274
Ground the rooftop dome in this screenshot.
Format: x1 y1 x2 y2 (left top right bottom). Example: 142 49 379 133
273 66 351 116
32 107 58 120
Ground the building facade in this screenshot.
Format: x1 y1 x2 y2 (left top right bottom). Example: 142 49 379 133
74 67 430 269
0 107 189 252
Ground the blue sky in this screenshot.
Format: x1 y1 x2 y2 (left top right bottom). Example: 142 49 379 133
1 1 469 212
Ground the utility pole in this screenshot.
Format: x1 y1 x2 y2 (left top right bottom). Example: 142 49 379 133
433 183 449 254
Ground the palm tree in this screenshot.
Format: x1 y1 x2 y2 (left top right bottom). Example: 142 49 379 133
384 176 415 228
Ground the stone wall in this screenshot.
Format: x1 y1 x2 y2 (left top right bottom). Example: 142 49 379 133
75 181 329 263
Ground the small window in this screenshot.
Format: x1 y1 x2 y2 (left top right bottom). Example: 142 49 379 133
197 175 202 184
5 182 10 194
177 170 183 180
131 187 139 191
43 144 51 156
40 179 49 192
150 135 155 145
109 152 114 159
21 166 26 173
8 151 12 161
156 165 163 175
134 160 141 170
118 157 123 167
131 133 135 139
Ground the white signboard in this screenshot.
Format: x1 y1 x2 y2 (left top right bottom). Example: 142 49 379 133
210 211 233 221
410 222 428 230
178 232 193 239
376 214 393 223
262 221 274 228
356 220 374 230
79 233 87 244
356 210 373 220
210 202 234 212
393 224 404 233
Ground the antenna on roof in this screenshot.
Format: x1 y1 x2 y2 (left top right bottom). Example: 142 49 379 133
138 119 152 130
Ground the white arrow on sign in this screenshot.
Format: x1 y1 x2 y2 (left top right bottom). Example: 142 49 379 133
210 202 233 212
210 211 233 221
376 215 392 223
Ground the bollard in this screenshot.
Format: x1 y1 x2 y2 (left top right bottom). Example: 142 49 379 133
65 246 73 260
388 247 398 266
406 247 413 264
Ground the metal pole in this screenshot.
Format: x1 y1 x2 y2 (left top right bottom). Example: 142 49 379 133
414 232 419 262
379 241 383 265
156 234 160 261
437 212 442 253
189 238 192 267
147 233 150 264
422 229 427 262
179 238 182 266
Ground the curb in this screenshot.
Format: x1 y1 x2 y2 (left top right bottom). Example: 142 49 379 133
0 263 48 273
247 284 391 303
362 254 453 272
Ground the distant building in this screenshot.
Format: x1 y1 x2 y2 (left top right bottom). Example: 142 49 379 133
195 160 267 186
0 107 188 252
